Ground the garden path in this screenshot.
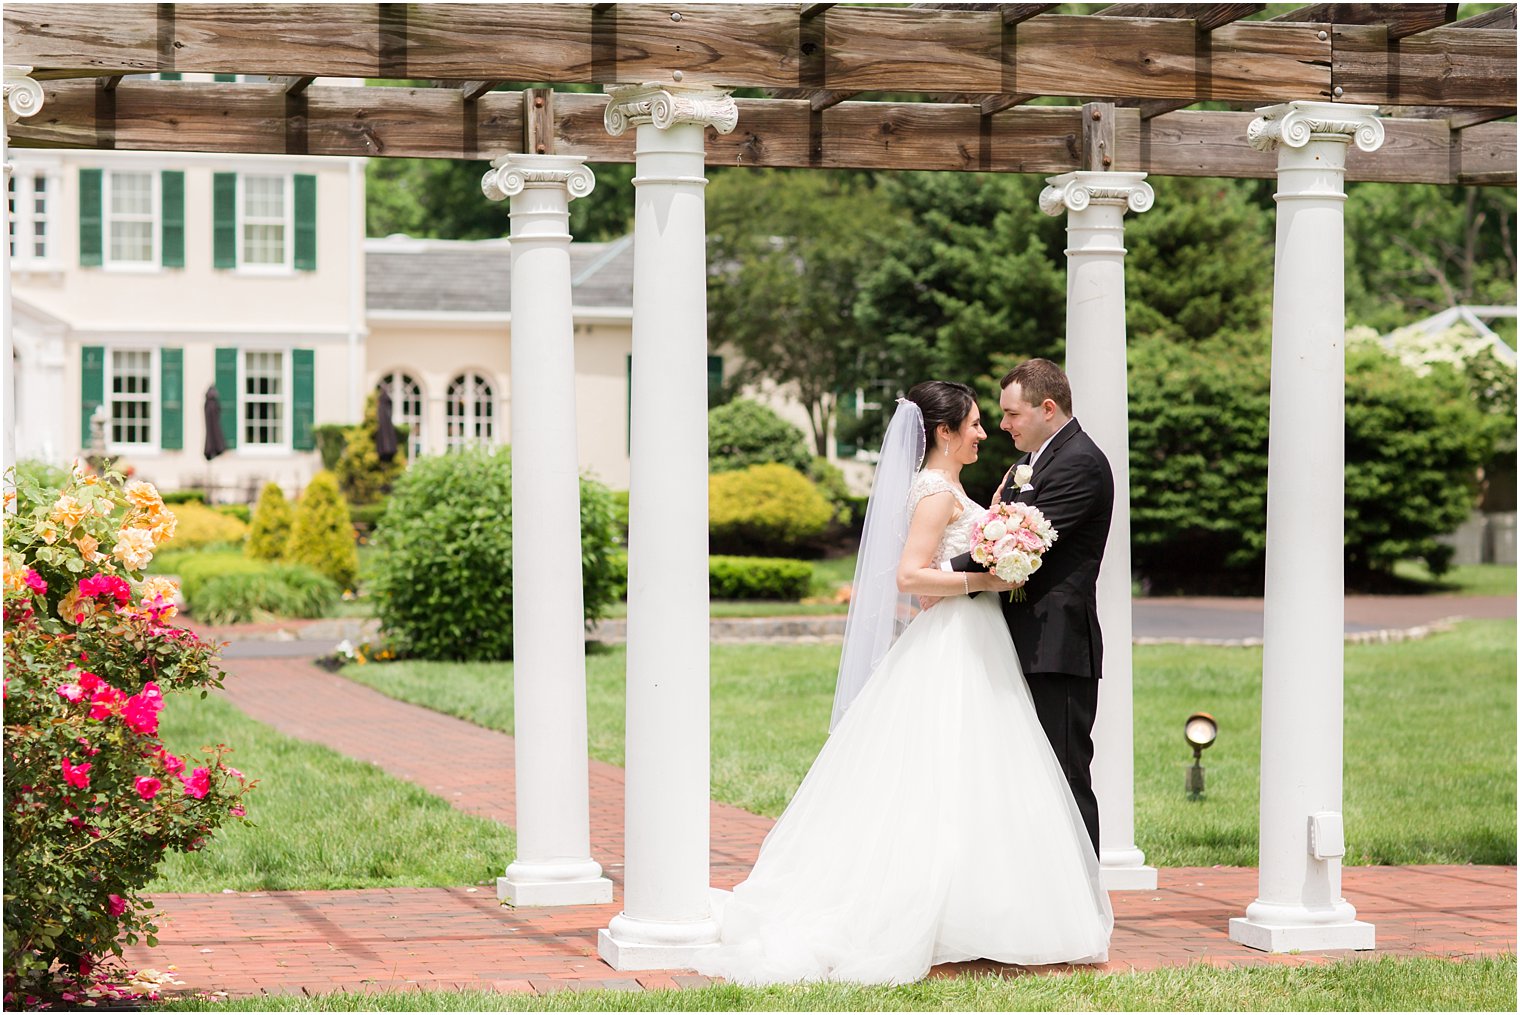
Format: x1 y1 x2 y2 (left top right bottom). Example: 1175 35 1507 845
121 648 1517 1000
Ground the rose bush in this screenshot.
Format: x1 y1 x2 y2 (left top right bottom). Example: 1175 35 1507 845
3 463 253 1005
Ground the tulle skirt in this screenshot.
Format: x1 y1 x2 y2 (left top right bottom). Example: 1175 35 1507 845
695 592 1113 986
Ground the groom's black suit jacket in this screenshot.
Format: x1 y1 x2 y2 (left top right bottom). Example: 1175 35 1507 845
950 419 1114 680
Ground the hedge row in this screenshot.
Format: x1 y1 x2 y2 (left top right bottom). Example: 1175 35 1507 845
606 553 813 601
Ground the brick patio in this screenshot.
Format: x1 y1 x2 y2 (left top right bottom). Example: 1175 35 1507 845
122 652 1516 1000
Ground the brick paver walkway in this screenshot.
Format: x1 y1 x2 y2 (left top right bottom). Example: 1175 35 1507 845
123 653 1517 1000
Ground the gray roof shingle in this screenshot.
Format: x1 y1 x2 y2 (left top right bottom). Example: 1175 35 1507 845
365 235 633 314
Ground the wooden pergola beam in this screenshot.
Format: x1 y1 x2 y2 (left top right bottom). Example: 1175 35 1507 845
1099 3 1266 32
460 81 504 101
11 80 1512 187
1398 105 1516 131
1275 4 1459 40
1444 4 1516 31
277 75 315 95
4 4 1512 107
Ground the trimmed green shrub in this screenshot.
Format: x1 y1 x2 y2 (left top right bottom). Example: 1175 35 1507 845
607 551 629 600
1128 332 1490 592
710 463 834 556
284 471 360 591
807 455 855 527
313 424 348 471
369 446 621 661
709 555 813 600
160 488 208 505
214 503 251 524
335 392 409 506
190 564 340 624
610 489 630 545
246 482 294 561
347 501 387 532
156 501 249 553
169 550 268 601
709 399 812 474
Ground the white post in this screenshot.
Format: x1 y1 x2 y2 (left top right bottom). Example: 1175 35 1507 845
597 84 737 970
1229 100 1382 953
481 154 612 907
1040 172 1157 892
3 67 44 471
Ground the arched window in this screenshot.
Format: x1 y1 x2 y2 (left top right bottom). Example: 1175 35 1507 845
446 372 495 450
379 371 425 460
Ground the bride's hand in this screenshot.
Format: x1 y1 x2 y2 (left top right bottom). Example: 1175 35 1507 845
918 594 943 610
975 573 1017 594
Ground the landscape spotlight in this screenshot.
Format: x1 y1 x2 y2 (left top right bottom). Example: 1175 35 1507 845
1184 712 1217 800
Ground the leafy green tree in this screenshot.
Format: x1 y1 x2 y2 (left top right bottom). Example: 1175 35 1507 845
245 482 294 561
708 399 812 473
1344 183 1517 335
706 169 908 456
284 471 360 592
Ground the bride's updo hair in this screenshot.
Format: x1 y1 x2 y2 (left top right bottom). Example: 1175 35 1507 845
905 380 977 457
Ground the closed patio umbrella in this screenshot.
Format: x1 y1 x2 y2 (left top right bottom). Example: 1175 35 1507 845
376 387 399 463
203 385 228 461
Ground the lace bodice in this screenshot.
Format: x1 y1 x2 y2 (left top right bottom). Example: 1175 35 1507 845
908 469 984 567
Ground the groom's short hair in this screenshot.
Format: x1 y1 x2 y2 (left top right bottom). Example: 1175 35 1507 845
1001 359 1073 416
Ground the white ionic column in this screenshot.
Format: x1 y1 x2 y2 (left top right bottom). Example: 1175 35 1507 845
3 66 44 471
1229 100 1382 954
481 154 612 907
597 84 737 970
1040 172 1157 892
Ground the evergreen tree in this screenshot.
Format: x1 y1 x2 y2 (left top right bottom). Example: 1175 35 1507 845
245 482 294 561
285 471 360 592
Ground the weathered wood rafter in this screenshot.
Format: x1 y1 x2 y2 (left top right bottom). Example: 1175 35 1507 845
1276 3 1459 40
5 3 1512 107
10 79 1512 187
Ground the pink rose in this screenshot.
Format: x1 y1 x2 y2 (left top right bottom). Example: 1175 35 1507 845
181 767 212 799
79 574 131 605
134 776 162 800
230 806 246 817
24 570 47 594
77 671 104 693
56 683 85 702
159 750 185 776
122 689 163 736
1014 527 1045 552
88 686 125 720
107 894 127 917
61 758 92 789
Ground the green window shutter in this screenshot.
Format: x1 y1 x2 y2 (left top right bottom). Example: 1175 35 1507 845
160 170 185 268
81 346 105 445
292 349 315 450
158 73 182 82
79 168 103 267
293 174 317 271
707 355 723 406
835 391 858 458
626 353 633 455
160 348 184 450
215 347 239 450
213 73 236 82
213 172 237 269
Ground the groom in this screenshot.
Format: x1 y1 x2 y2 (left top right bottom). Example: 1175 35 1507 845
947 358 1113 853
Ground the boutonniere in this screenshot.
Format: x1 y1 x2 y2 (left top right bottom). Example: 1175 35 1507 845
1013 464 1034 488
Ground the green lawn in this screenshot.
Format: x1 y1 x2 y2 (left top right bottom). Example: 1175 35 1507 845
151 955 1516 1012
341 619 1516 867
149 689 514 892
1391 561 1517 597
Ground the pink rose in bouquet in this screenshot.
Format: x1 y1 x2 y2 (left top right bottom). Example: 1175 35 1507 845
967 501 1058 601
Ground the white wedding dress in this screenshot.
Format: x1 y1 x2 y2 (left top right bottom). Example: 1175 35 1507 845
696 470 1113 986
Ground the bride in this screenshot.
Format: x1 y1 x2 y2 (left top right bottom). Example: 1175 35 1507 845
695 380 1113 986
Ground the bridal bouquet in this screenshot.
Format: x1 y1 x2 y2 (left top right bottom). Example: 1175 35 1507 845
968 501 1057 602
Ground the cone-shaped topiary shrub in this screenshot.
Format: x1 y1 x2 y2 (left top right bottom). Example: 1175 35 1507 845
245 482 294 561
284 471 359 591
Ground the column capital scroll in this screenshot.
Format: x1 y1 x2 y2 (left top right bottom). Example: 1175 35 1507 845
1247 101 1384 154
4 66 44 126
481 153 596 203
603 84 737 137
1039 171 1154 217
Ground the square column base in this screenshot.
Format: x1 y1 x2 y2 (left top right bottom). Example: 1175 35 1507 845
597 929 717 971
1229 917 1375 953
1100 864 1158 891
498 875 613 908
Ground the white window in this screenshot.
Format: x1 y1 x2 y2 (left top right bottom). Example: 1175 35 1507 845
242 350 288 447
380 371 425 460
446 372 495 450
240 175 292 270
8 170 56 266
106 170 157 266
109 349 155 448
